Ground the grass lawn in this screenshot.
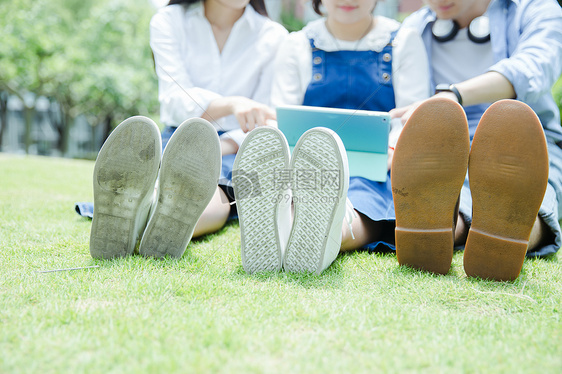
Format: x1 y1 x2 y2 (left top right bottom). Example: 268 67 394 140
1 154 561 373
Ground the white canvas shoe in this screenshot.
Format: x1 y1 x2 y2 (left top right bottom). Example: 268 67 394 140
284 127 349 274
233 126 291 273
139 118 221 259
90 116 162 259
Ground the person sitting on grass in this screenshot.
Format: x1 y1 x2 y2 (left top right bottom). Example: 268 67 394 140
88 0 287 260
388 0 562 281
231 0 431 274
149 0 287 239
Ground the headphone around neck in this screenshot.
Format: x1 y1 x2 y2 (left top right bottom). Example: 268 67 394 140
431 16 490 44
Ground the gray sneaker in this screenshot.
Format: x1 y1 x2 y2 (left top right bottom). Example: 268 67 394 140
90 116 161 259
233 126 291 274
284 127 349 274
139 118 221 259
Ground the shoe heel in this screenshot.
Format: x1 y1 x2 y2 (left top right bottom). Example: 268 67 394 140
464 229 527 281
139 212 196 259
395 228 454 275
90 214 137 259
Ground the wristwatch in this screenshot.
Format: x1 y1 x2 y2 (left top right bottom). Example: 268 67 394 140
435 84 463 106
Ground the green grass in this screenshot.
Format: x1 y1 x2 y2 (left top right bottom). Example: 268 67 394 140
553 75 562 121
1 154 561 373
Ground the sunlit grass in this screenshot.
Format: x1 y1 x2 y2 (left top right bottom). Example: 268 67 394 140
1 154 561 373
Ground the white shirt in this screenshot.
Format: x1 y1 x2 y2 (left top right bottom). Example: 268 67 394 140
431 28 495 87
271 17 431 145
150 3 287 142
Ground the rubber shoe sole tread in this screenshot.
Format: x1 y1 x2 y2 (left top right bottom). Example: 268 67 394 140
139 118 221 259
233 127 290 273
284 127 348 274
464 99 549 281
90 116 161 259
391 98 470 274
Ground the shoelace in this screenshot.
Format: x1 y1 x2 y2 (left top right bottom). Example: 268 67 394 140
345 198 358 240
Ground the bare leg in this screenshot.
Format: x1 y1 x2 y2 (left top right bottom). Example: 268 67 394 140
193 186 231 238
454 214 469 246
527 215 549 252
221 139 238 156
191 138 237 236
340 211 384 251
456 214 548 251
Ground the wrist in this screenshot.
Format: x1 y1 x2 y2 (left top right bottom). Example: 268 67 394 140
216 97 238 116
435 84 463 106
434 91 459 104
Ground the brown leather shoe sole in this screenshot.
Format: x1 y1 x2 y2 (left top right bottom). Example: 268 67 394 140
464 100 549 281
392 98 470 274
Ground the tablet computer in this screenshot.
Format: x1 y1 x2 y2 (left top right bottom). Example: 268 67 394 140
276 105 390 182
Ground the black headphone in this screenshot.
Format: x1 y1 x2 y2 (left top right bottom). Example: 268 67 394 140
431 16 490 44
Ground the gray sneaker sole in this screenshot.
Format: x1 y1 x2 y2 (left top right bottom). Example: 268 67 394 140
233 127 290 274
90 116 161 259
139 118 221 259
284 128 346 274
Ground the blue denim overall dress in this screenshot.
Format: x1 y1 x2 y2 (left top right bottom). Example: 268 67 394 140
302 34 397 250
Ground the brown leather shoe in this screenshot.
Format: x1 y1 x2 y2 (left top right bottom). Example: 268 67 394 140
464 100 549 281
392 98 470 274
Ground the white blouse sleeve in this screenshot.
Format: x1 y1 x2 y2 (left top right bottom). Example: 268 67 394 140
249 25 288 106
150 10 222 125
271 32 311 107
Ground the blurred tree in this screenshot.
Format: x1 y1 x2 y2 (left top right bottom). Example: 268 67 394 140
0 0 59 153
0 92 6 147
0 0 158 155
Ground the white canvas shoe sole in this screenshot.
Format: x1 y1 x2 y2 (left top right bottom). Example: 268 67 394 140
90 116 161 259
233 127 290 273
139 118 221 259
284 127 349 274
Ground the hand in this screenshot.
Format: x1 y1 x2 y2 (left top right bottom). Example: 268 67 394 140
390 102 419 125
229 97 276 132
390 94 460 125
